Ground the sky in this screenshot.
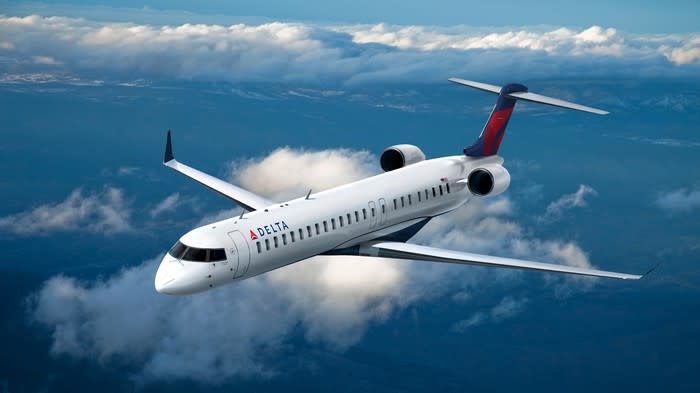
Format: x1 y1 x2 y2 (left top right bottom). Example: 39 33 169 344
1 1 699 392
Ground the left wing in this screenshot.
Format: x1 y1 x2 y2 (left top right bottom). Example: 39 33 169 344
163 131 273 211
359 241 643 280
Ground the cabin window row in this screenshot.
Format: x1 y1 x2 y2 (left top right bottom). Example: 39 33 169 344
392 183 451 211
255 207 376 253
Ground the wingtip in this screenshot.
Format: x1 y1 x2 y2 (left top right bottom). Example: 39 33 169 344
164 129 174 163
642 263 662 278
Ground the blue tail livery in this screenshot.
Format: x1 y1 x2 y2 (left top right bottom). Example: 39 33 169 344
448 78 608 157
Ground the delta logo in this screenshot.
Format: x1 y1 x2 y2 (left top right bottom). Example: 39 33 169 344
250 221 290 240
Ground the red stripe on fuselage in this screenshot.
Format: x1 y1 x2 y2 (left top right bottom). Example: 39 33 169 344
482 107 513 155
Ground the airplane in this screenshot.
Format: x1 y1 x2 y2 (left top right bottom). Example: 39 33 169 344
155 78 645 295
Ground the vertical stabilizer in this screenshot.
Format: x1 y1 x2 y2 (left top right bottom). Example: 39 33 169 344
463 83 528 157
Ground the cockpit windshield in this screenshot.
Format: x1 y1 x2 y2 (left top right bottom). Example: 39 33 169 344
168 241 227 262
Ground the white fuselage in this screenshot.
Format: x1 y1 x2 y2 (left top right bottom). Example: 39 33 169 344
155 155 504 294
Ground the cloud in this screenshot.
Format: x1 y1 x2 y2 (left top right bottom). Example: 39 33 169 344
661 37 700 65
540 184 597 222
451 296 529 332
150 193 199 218
0 187 131 235
30 148 605 383
655 187 700 213
29 254 411 382
231 147 377 201
1 15 698 86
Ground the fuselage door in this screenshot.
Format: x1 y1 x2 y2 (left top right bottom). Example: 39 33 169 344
378 198 388 226
368 201 377 229
227 230 250 278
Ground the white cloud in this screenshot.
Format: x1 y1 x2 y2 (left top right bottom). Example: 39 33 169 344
451 296 529 332
0 15 698 86
661 37 700 65
656 187 700 213
150 193 199 218
540 184 597 222
230 147 377 201
0 187 131 235
30 148 608 383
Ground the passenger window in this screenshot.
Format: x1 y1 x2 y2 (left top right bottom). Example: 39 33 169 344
371 207 375 217
446 183 451 193
355 211 360 222
257 241 262 253
393 199 397 209
282 233 287 245
265 239 270 251
315 223 320 235
439 185 444 195
323 221 328 232
290 231 295 242
307 225 312 237
362 208 367 219
339 216 344 227
331 219 336 230
432 187 436 197
418 191 422 202
382 204 386 213
401 196 405 208
425 189 429 199
408 194 412 205
347 213 352 224
299 228 304 240
274 236 279 248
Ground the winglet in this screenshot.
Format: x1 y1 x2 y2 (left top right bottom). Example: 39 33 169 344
642 262 662 278
164 130 174 163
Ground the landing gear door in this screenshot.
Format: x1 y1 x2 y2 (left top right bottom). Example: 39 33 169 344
227 230 250 278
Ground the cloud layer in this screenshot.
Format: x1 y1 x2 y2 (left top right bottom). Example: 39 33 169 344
30 148 603 383
540 184 597 222
0 187 131 235
1 15 698 85
656 187 700 213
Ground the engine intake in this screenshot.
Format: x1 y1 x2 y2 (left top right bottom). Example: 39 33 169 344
380 144 426 172
467 164 510 197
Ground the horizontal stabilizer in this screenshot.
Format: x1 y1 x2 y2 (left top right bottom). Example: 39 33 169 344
448 78 609 115
362 241 643 280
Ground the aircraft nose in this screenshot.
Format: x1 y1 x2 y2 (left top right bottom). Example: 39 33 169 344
155 255 183 294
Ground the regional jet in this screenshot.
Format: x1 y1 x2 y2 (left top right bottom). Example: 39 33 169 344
155 78 645 295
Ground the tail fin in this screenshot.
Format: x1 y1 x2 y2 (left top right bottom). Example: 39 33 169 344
449 78 608 157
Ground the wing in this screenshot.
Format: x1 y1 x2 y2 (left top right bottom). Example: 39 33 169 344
360 241 643 280
163 131 273 211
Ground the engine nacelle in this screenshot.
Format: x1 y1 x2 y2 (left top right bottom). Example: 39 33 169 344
467 164 511 197
380 144 426 172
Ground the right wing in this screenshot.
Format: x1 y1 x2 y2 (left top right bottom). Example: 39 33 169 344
163 131 273 211
361 241 644 280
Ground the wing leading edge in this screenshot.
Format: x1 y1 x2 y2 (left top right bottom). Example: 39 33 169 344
163 131 273 211
361 241 643 280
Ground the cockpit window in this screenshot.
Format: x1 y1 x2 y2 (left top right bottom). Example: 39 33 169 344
209 249 226 262
183 247 207 262
168 241 188 259
168 241 227 262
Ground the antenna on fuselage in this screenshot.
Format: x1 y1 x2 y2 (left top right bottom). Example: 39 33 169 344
305 189 313 200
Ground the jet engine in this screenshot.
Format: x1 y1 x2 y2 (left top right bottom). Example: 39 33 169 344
467 164 510 197
380 144 426 172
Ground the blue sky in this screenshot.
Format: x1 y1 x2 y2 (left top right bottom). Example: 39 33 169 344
1 1 699 392
9 0 700 33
